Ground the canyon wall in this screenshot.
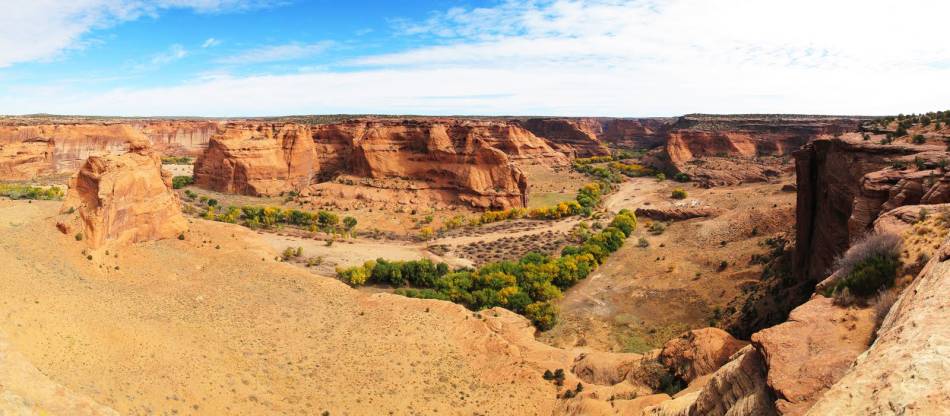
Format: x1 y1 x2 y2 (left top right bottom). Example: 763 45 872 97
520 118 611 157
650 115 867 186
194 119 551 209
793 135 927 283
0 120 221 179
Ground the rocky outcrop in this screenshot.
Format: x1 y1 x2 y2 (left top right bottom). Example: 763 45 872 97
806 239 950 415
659 328 747 384
794 135 943 283
751 297 875 415
61 142 188 248
635 206 719 221
684 346 776 416
193 123 316 196
521 118 611 158
0 138 55 180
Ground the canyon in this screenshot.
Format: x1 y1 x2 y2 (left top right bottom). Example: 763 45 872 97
0 113 948 415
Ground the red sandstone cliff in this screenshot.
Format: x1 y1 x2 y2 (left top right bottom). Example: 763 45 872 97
193 123 315 196
650 115 866 186
0 138 55 180
0 120 222 178
194 119 548 209
520 118 611 158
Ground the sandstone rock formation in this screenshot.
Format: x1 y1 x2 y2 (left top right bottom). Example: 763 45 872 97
0 120 222 179
193 123 316 196
659 328 747 384
795 134 943 283
61 142 188 248
195 119 550 208
649 115 866 187
521 118 611 157
806 239 950 415
0 138 55 180
751 297 875 415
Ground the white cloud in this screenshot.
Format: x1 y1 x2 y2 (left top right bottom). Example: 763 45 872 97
2 0 949 116
217 42 334 65
150 44 188 65
202 37 222 48
0 1 277 68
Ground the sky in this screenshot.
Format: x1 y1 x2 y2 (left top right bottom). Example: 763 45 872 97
0 0 948 117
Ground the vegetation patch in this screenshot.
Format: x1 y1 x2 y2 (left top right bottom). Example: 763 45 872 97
339 210 638 330
824 232 902 300
161 156 193 165
0 184 64 200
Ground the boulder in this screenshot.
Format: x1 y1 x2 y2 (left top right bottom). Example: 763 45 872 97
751 297 875 415
659 328 747 383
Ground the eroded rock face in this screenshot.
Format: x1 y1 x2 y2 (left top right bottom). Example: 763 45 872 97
0 138 55 180
520 118 611 158
195 119 546 208
794 135 950 285
193 123 316 196
0 121 222 179
62 143 188 248
751 297 875 415
685 346 777 416
660 328 748 384
652 115 865 187
806 241 950 415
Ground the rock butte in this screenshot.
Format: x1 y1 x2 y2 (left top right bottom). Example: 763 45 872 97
59 140 188 248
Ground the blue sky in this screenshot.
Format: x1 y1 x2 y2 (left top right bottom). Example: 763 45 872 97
1 0 948 117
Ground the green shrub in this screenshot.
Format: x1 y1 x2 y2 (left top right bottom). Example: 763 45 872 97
912 134 926 144
671 188 687 199
673 172 690 182
828 232 902 297
171 176 193 189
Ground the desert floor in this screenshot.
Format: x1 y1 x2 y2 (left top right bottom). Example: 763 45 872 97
0 200 562 415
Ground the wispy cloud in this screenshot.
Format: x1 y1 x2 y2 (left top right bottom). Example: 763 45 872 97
150 44 188 65
217 41 334 65
0 1 283 68
202 37 222 48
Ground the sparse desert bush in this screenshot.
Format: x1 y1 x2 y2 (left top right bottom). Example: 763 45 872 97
75 232 83 241
671 188 688 199
648 221 666 235
828 232 902 297
656 173 666 181
0 184 64 201
161 156 192 165
673 172 690 182
912 134 926 144
638 237 650 248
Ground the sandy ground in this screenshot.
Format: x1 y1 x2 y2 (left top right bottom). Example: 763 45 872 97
540 177 797 352
0 200 561 416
